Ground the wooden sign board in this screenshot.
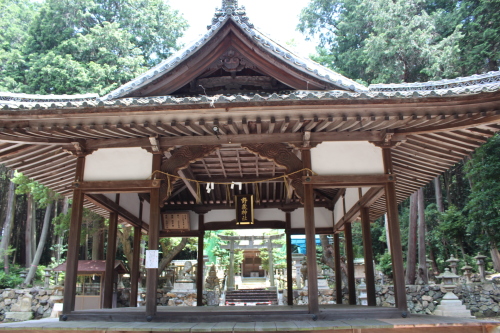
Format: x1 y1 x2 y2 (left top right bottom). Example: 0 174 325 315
235 195 254 225
162 212 190 231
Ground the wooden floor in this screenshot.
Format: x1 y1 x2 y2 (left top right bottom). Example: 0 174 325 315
0 315 499 333
60 305 404 322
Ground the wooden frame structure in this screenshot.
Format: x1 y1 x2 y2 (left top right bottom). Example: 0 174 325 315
1 0 500 322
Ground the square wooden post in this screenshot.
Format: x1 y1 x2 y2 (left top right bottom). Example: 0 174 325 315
344 223 356 305
334 233 342 304
146 153 162 319
129 224 142 307
302 148 319 315
382 148 408 314
197 213 205 306
103 194 119 309
285 211 293 306
360 207 377 306
62 155 85 316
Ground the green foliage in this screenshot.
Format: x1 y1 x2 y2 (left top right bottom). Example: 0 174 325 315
465 134 500 250
376 251 393 278
258 231 286 271
298 0 480 84
11 171 57 207
0 0 188 95
205 231 243 274
0 266 24 288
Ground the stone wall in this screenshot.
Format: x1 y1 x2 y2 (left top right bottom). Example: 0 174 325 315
285 282 500 318
117 289 208 307
0 288 63 322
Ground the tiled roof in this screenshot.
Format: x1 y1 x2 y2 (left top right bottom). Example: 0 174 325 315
1 71 499 110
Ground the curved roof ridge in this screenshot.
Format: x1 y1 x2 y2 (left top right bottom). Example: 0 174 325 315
369 70 500 92
102 2 368 101
0 92 98 103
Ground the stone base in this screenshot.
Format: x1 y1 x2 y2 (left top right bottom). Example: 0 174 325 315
4 312 33 322
433 292 474 318
172 282 195 291
317 278 329 289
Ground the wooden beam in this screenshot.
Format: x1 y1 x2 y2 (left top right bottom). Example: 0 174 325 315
62 156 85 315
344 223 356 305
382 148 408 314
197 214 205 307
164 151 199 200
304 175 395 188
74 179 160 193
285 212 293 306
334 233 342 305
146 154 162 319
334 187 385 232
85 131 384 150
129 224 142 307
103 201 119 309
85 194 148 231
361 207 376 306
302 148 319 316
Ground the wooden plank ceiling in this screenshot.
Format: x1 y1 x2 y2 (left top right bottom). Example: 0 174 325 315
1 111 499 225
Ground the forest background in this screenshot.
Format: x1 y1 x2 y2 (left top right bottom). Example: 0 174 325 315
0 0 499 287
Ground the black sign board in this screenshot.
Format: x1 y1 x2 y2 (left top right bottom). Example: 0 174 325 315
235 195 254 225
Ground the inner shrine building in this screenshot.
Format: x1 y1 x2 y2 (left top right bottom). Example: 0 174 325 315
1 0 500 322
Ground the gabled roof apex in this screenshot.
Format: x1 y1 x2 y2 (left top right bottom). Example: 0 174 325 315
209 0 254 30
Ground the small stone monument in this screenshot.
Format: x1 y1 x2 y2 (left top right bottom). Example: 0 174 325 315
461 262 473 284
317 264 329 289
300 260 308 288
205 264 220 306
172 261 195 291
358 279 368 305
446 255 460 275
474 253 487 282
433 268 474 318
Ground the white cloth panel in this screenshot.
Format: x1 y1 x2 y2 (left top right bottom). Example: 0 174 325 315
290 207 333 229
344 188 360 214
311 141 384 175
84 148 153 181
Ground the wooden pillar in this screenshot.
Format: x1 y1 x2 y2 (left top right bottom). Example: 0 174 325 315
285 212 293 306
62 155 85 315
146 153 162 319
382 148 408 313
197 214 205 306
334 233 342 304
302 148 319 315
360 207 376 306
103 201 119 309
129 225 142 307
344 223 356 305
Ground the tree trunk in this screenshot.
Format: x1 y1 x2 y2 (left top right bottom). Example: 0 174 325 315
25 194 34 268
406 192 418 285
417 188 428 283
490 243 500 273
158 238 188 273
319 234 348 285
434 176 444 213
24 202 53 286
1 171 16 273
117 227 133 271
31 201 36 261
384 214 391 254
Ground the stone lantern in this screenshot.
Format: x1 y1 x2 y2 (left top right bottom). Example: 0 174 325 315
44 268 52 289
461 262 473 284
446 255 460 275
474 252 487 281
426 256 433 283
358 279 368 306
433 268 473 318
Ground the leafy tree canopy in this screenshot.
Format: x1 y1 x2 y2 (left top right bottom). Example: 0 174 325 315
298 0 498 84
0 0 188 95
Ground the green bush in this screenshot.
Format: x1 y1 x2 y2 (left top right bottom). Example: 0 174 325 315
0 267 24 289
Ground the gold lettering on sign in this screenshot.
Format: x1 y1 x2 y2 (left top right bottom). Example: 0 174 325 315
235 195 254 225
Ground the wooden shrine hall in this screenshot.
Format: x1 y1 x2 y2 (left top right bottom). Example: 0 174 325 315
1 0 500 325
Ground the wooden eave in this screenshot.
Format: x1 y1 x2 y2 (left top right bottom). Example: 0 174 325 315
118 21 346 98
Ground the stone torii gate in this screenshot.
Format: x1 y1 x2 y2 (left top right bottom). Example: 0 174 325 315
220 234 283 291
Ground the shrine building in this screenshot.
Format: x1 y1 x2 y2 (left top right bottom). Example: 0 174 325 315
1 0 500 325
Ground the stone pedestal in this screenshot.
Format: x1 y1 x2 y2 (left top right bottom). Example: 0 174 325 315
317 278 329 289
206 290 219 306
433 291 474 318
172 281 196 292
